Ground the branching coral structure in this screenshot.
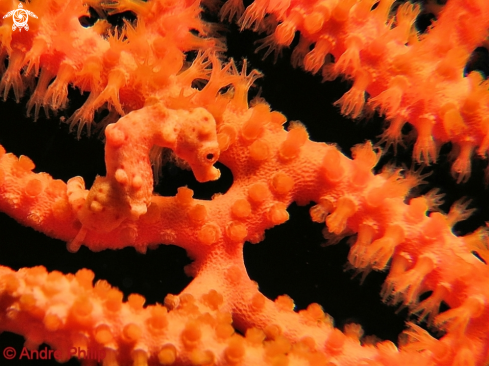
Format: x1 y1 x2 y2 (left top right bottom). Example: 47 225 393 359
233 0 489 183
0 0 489 365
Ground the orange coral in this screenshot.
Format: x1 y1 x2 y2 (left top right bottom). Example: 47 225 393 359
234 0 489 182
1 1 489 366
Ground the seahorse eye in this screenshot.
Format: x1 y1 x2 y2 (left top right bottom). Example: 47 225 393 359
201 147 219 164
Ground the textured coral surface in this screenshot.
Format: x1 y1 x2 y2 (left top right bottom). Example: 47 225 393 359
1 0 489 365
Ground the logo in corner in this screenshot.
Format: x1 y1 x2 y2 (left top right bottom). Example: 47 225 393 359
3 3 38 32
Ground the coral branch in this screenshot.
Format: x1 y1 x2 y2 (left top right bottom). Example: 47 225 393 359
1 1 489 365
235 0 489 180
